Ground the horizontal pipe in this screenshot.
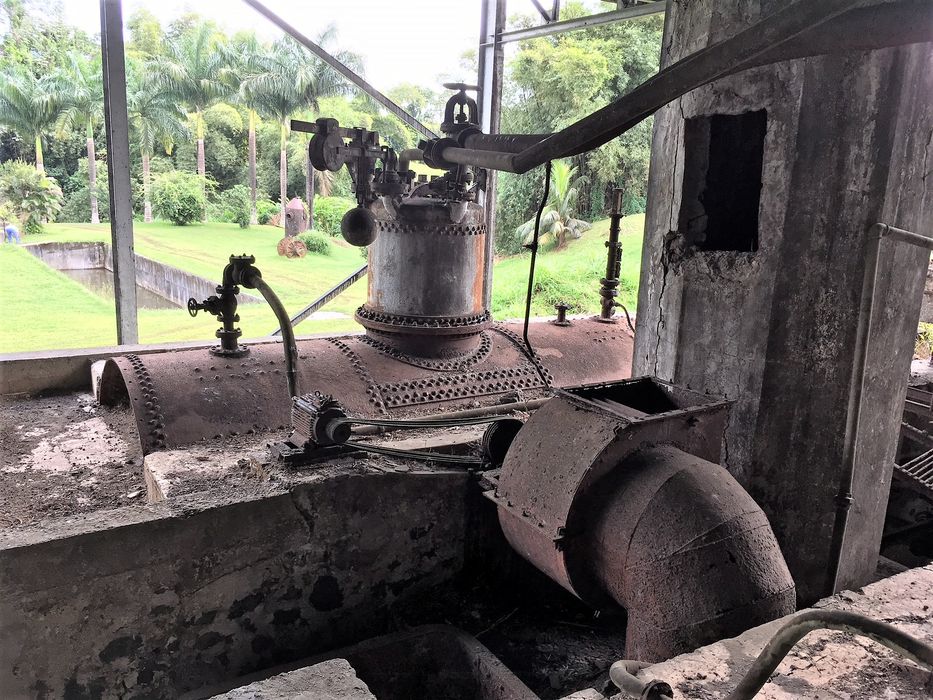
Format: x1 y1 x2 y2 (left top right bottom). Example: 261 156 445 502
398 148 423 172
461 132 548 153
351 397 550 437
441 0 933 174
440 145 519 173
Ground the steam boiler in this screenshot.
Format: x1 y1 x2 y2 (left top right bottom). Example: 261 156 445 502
97 86 794 663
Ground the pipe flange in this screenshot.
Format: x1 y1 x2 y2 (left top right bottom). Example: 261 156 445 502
355 306 492 337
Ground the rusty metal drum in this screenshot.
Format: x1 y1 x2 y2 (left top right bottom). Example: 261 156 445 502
359 198 489 345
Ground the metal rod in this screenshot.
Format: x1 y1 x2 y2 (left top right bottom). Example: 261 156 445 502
242 0 438 141
492 1 665 44
529 0 553 23
271 264 367 336
99 0 138 345
477 0 507 310
826 223 933 596
351 397 550 437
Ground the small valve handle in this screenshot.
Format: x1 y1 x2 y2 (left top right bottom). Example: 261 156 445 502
187 298 203 318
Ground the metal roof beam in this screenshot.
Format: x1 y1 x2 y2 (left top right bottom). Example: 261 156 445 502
493 1 665 45
242 0 438 140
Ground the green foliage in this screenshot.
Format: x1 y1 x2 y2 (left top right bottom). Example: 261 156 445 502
0 159 63 233
298 230 332 256
498 3 662 231
0 66 63 167
126 9 164 58
213 185 251 228
371 113 413 153
312 196 355 236
175 103 244 189
256 197 278 225
917 323 933 359
516 161 591 250
151 170 206 225
60 158 109 223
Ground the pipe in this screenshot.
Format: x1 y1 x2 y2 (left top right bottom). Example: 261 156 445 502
243 270 300 399
398 148 423 172
351 396 550 437
725 610 933 700
826 223 933 596
599 188 625 322
437 0 933 174
611 610 933 700
609 660 673 700
461 133 548 154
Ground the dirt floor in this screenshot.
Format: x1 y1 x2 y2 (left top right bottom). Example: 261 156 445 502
0 392 144 528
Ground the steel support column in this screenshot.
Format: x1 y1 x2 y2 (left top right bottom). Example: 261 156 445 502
100 0 138 344
477 0 506 309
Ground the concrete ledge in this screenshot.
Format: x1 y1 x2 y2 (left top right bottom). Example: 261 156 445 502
0 459 469 698
615 565 933 699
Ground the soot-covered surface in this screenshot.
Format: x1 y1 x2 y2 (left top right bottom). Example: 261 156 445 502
0 392 144 528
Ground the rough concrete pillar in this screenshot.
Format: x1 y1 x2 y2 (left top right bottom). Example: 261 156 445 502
633 0 932 604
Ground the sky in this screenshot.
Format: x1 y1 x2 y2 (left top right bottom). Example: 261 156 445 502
60 0 491 92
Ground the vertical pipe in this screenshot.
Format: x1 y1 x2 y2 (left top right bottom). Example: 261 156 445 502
599 188 625 321
100 0 139 345
827 223 933 595
478 0 506 310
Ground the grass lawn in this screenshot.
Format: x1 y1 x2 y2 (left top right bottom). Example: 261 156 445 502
0 215 644 353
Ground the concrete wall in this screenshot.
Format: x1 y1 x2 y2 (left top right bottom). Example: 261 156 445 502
633 0 932 603
0 467 468 699
24 242 259 309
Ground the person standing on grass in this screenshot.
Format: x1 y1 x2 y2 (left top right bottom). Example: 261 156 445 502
3 220 20 244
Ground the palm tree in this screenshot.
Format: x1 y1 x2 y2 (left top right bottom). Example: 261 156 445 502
517 160 591 249
151 23 232 183
56 52 104 223
127 67 189 222
228 33 262 225
240 30 357 223
0 67 62 173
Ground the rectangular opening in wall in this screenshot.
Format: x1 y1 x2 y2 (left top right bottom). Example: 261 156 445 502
679 110 767 253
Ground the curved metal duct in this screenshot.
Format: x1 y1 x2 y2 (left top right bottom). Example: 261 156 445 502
491 378 795 661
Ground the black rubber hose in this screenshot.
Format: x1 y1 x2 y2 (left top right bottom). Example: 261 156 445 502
522 161 553 354
725 610 933 700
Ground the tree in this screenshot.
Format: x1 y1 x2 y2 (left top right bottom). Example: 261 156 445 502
55 52 103 223
126 8 164 58
152 22 232 185
516 160 590 250
0 159 63 234
0 67 62 172
126 66 188 222
228 32 263 224
239 31 356 222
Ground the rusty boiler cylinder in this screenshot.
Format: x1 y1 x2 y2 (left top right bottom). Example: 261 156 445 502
358 198 489 357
